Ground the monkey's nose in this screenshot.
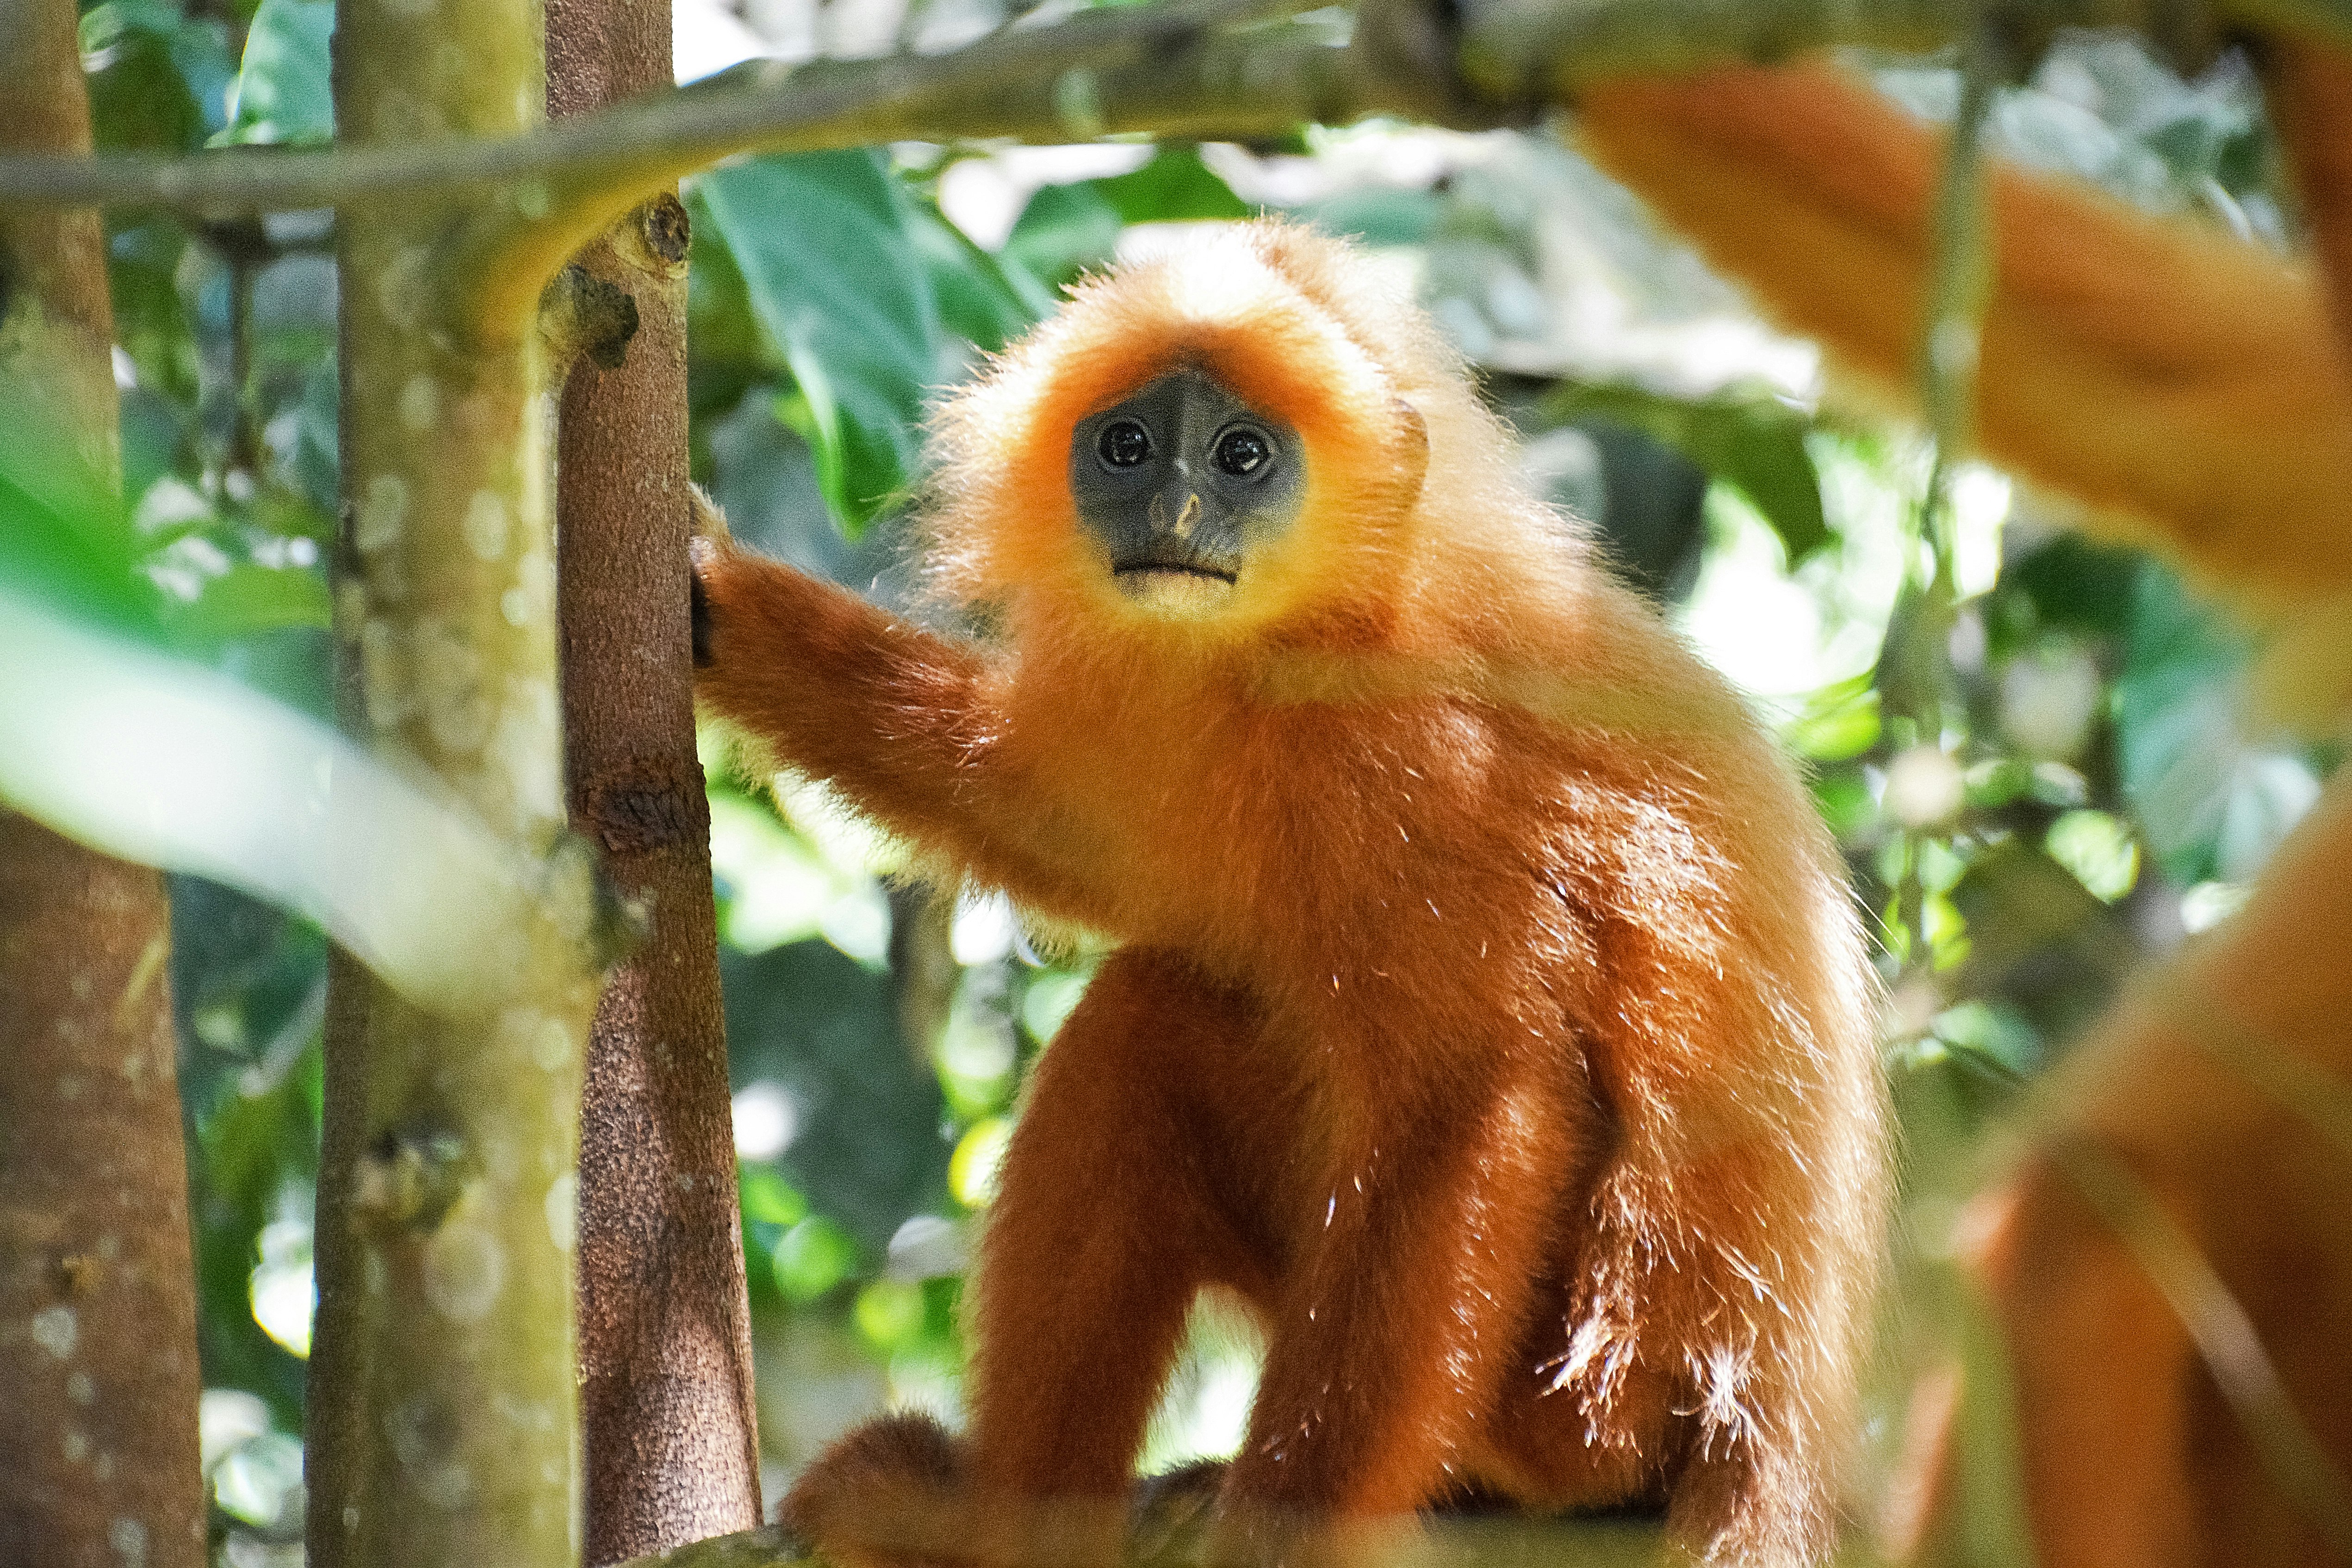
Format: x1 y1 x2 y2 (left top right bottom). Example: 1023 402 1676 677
1171 494 1201 540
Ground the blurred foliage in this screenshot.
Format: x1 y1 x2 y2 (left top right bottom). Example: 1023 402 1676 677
22 3 2340 1559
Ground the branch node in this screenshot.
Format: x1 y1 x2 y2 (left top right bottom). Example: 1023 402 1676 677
615 192 692 279
540 261 641 372
355 1122 472 1233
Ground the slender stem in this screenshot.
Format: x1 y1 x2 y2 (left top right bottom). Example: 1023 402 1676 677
228 249 264 483
0 4 206 1564
304 1 603 1564
546 0 767 1552
1894 16 2004 989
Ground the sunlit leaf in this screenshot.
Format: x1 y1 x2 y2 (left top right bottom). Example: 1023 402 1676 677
1092 144 1252 224
222 0 335 146
774 1215 860 1302
854 1278 927 1348
175 562 333 640
0 587 574 1018
1545 381 1831 564
739 1166 811 1228
1784 676 1881 762
2045 809 2140 903
697 150 939 534
1004 181 1123 293
2116 563 2321 885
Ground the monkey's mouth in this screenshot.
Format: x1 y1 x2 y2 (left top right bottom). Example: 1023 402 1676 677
1112 558 1237 612
1112 561 1236 585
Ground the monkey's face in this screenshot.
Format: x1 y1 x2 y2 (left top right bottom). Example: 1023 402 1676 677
1067 368 1307 616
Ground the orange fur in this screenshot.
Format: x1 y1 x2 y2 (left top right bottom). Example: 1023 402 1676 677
695 221 1887 1567
1575 63 2352 608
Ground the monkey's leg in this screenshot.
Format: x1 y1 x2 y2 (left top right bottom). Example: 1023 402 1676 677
1561 1004 1881 1568
1217 1019 1583 1564
963 948 1288 1566
689 542 1107 921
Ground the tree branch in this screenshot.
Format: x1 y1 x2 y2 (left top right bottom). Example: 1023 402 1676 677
0 0 1322 215
9 0 2346 223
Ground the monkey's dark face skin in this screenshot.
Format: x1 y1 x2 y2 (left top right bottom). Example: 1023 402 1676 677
1068 368 1306 614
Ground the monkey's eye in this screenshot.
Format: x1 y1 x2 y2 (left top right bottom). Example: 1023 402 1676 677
1098 421 1153 469
1212 426 1272 477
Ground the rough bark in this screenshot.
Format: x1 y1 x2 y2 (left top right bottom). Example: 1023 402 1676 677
548 0 764 1559
0 4 206 1566
306 3 604 1566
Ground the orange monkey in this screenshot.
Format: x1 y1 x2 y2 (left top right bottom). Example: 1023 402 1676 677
691 221 1887 1568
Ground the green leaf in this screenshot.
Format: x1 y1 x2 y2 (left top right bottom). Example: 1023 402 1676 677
1545 381 1831 565
173 563 333 641
1785 676 1881 762
2003 533 2141 639
82 1 237 151
223 0 335 147
2114 563 2321 886
697 151 940 534
0 403 159 642
1003 181 1124 294
1295 186 1446 248
1092 145 1252 224
774 1215 860 1302
906 202 1050 355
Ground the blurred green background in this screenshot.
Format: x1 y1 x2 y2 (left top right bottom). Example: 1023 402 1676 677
26 2 2341 1561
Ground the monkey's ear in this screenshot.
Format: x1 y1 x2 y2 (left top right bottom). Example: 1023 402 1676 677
1390 396 1431 507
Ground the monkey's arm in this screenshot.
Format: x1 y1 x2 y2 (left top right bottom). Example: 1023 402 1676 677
691 540 1106 921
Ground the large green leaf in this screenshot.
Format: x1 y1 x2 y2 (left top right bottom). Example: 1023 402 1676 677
223 0 335 147
1092 145 1252 224
1545 381 1831 564
907 202 1053 355
81 0 237 151
0 402 159 642
1003 181 1125 295
176 562 333 642
697 151 940 534
999 147 1254 296
1295 185 1446 248
2115 563 2321 886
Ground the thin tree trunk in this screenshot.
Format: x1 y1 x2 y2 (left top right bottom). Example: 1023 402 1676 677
547 0 764 1558
307 2 603 1564
0 5 205 1566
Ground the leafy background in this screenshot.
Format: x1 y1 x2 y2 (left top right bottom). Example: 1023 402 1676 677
24 3 2338 1561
